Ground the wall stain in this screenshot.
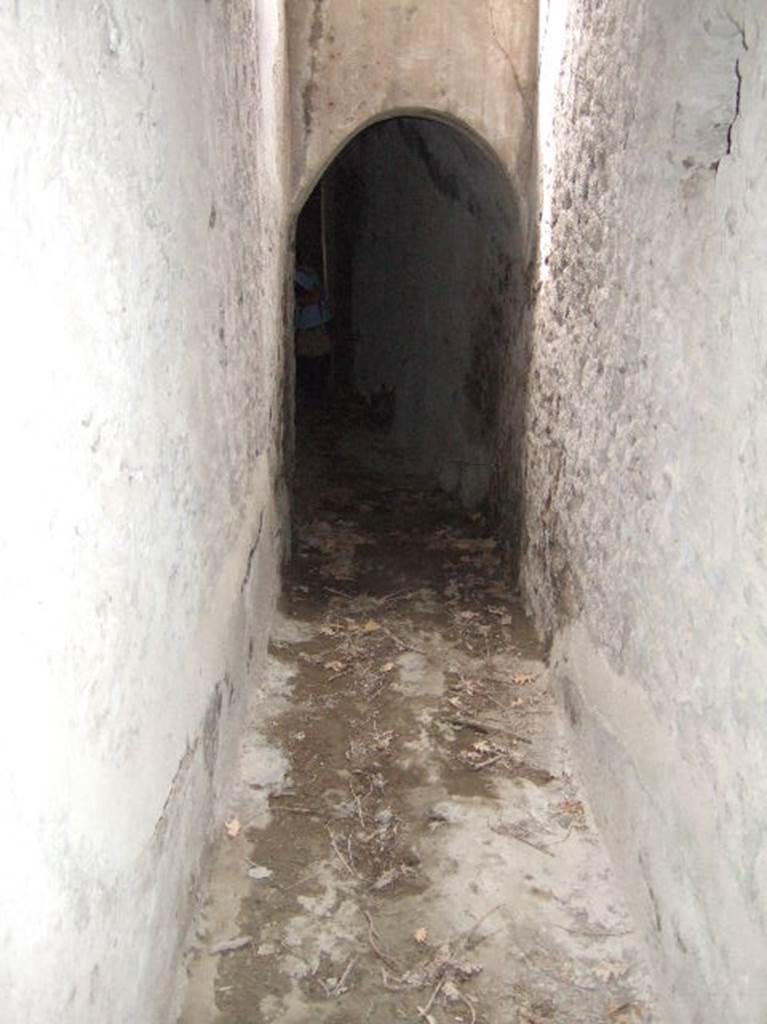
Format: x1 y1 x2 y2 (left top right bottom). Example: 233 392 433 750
151 674 230 849
638 850 663 934
202 678 225 776
152 740 197 849
302 0 326 136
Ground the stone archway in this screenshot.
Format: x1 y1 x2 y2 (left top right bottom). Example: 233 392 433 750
289 111 532 558
286 0 538 232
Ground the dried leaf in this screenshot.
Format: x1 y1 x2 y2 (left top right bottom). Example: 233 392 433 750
381 661 395 673
559 799 585 817
362 619 381 633
224 816 241 838
324 660 345 672
511 673 535 686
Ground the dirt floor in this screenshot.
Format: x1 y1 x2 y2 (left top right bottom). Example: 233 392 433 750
178 396 657 1024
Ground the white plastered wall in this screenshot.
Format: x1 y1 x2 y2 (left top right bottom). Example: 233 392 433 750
0 3 289 1021
526 1 767 1019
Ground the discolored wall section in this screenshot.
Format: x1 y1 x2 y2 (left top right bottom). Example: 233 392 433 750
0 4 289 1022
286 0 538 234
525 1 767 1019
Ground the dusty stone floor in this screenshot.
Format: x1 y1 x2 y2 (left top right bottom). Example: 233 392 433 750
178 398 656 1024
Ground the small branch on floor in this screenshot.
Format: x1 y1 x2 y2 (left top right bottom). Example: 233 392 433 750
208 935 252 955
331 955 357 997
608 1002 636 1017
449 903 503 948
381 625 427 656
328 668 351 681
466 924 506 952
553 924 633 938
278 867 323 892
351 787 367 828
495 830 555 858
271 805 321 816
416 976 444 1021
376 588 418 605
380 965 405 992
328 828 359 877
478 689 510 712
458 989 477 1024
362 908 403 974
444 716 490 734
347 834 358 875
546 824 574 846
444 716 532 745
472 753 504 771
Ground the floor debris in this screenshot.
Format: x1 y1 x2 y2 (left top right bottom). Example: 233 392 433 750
207 937 253 957
179 399 657 1024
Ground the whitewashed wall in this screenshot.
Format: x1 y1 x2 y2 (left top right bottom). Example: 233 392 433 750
526 1 767 1019
0 3 289 1021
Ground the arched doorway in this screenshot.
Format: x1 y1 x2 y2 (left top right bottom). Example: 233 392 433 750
291 113 527 549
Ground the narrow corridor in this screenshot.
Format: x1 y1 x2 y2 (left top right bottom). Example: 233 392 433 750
179 402 655 1023
7 4 765 1022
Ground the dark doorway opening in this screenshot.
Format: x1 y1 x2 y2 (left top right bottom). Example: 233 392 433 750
292 115 527 557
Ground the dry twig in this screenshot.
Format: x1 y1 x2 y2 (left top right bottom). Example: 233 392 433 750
331 955 357 996
472 753 504 771
416 976 444 1020
328 828 359 877
362 909 402 973
208 935 252 955
381 624 427 656
458 989 477 1024
493 827 555 858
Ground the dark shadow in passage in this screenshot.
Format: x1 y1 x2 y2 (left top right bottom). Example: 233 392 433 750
291 115 530 570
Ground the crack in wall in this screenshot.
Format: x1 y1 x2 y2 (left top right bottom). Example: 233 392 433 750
241 509 265 593
726 54 743 156
487 0 533 127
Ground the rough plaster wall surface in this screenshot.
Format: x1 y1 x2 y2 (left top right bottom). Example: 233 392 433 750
286 0 537 231
525 1 767 1019
344 119 522 508
0 3 288 1022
